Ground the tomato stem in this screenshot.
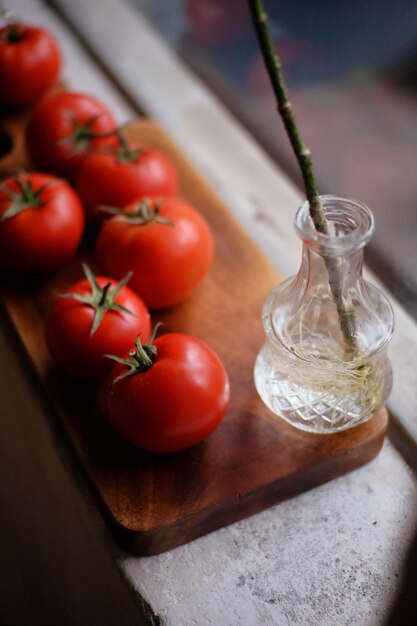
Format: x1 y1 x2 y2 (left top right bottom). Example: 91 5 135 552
58 115 119 154
0 174 49 223
60 120 142 162
113 129 142 163
60 264 136 336
99 282 112 307
4 24 25 44
106 323 163 387
98 199 175 226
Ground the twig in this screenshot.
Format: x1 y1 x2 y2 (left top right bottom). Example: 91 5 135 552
247 0 357 352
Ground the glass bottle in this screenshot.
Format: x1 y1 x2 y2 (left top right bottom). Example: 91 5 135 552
254 195 394 433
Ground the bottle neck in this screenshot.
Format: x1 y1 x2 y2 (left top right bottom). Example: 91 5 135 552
299 244 365 293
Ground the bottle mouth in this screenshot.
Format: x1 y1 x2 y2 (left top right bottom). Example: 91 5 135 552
294 195 375 255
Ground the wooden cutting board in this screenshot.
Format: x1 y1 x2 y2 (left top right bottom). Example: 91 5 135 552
0 119 388 556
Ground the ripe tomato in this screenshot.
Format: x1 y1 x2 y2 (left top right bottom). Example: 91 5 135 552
26 92 118 178
46 265 151 382
96 198 214 309
103 330 230 453
0 173 84 271
0 23 61 106
75 139 178 222
185 0 249 46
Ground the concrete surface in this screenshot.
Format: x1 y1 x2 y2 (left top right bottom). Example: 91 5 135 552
122 441 417 625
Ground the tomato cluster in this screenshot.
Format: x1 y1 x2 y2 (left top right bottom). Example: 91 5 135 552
0 21 230 453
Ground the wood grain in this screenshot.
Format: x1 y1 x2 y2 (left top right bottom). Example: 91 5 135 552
0 119 388 556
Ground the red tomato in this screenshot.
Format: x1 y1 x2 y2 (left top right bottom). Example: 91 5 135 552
0 173 84 271
185 0 249 46
0 23 61 106
96 198 214 309
75 140 178 222
103 331 230 453
46 265 151 381
26 92 118 178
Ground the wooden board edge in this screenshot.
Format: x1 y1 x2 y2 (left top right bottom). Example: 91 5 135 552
110 409 388 556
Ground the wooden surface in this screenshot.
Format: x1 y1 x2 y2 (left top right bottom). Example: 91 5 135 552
1 118 388 556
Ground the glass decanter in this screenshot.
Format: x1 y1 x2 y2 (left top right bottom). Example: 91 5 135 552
254 195 394 433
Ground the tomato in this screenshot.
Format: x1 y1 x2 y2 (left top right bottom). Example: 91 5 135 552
75 139 178 222
185 0 249 46
26 92 118 178
0 23 61 106
96 198 214 309
103 330 230 453
0 173 84 271
46 265 151 381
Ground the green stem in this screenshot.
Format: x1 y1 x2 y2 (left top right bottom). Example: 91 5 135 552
247 0 327 234
99 282 112 307
99 199 175 226
247 0 357 352
5 25 24 44
0 176 48 223
60 265 136 336
105 323 162 387
115 130 141 163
